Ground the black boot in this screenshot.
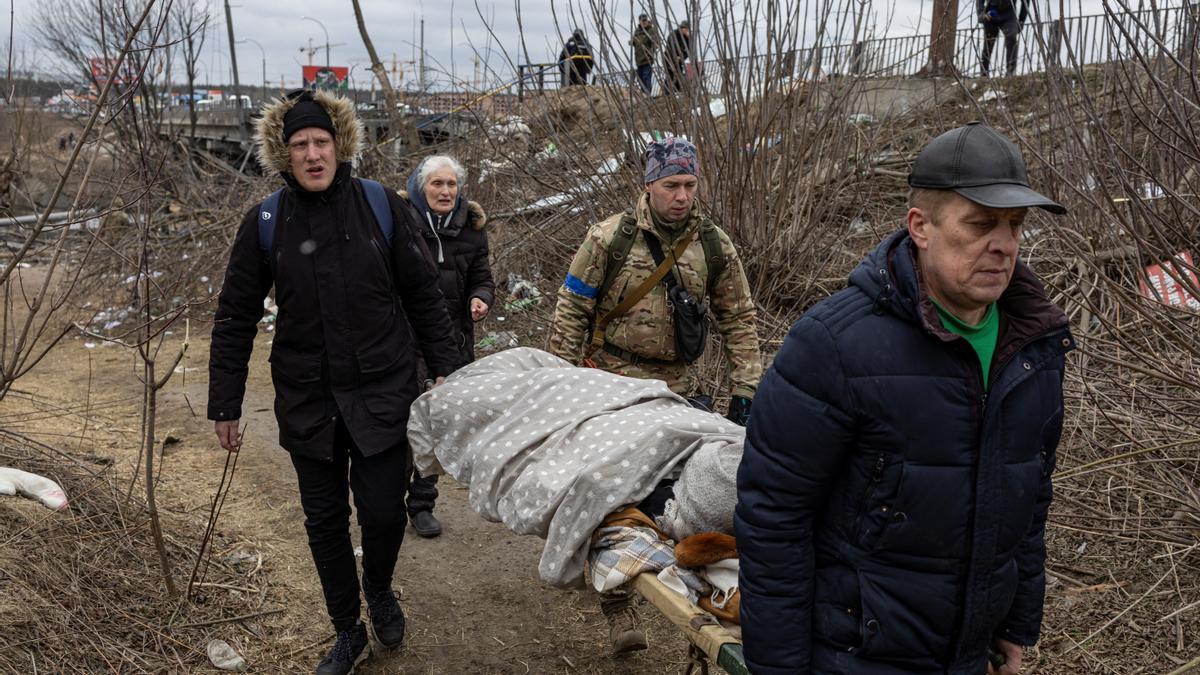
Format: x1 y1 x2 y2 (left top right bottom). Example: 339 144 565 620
362 574 406 649
315 622 369 675
412 510 442 538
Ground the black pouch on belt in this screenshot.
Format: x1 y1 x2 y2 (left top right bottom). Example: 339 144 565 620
644 231 709 363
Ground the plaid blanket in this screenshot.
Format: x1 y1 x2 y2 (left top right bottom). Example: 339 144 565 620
589 525 677 592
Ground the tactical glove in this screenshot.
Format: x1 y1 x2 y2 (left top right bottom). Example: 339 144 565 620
726 395 752 426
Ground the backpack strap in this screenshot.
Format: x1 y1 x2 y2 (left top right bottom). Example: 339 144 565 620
586 232 692 359
595 210 639 305
357 178 394 244
257 180 394 257
257 188 285 256
698 220 726 291
642 229 682 290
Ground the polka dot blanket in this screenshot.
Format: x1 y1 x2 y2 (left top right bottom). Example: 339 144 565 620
407 347 743 586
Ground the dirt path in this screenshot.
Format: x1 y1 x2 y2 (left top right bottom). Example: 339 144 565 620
14 332 690 673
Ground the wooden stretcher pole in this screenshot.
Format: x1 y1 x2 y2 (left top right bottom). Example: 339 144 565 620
630 572 748 675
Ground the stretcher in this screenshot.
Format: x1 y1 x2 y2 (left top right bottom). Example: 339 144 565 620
631 571 748 675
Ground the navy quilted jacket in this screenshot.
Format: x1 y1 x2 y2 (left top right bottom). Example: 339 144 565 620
735 230 1073 674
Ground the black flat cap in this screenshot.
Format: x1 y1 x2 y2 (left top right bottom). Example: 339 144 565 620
908 122 1066 214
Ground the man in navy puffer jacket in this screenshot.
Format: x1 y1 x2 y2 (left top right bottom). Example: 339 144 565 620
735 123 1073 674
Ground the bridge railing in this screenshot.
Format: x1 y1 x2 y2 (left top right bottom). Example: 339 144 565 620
547 5 1197 97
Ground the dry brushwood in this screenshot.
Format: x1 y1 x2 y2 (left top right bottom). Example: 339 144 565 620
0 432 275 673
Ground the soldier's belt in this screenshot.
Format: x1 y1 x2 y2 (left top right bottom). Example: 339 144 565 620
602 342 680 367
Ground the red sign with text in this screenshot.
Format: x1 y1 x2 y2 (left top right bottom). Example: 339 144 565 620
1138 251 1200 310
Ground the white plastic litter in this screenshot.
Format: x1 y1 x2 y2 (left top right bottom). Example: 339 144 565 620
507 276 543 302
980 88 1007 102
261 296 278 325
206 640 248 671
703 98 727 118
596 154 625 176
490 116 532 140
0 467 69 510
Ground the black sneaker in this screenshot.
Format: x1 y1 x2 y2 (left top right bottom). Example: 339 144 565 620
315 622 369 675
362 575 406 649
412 510 442 538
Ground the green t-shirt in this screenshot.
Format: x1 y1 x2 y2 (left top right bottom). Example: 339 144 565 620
933 300 1000 389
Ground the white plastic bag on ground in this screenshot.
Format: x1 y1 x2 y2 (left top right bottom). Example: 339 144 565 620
0 467 69 510
206 639 248 671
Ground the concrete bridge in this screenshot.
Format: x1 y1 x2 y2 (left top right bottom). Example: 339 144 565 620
159 107 476 163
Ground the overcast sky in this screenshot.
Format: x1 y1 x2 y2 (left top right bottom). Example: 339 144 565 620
5 0 1122 91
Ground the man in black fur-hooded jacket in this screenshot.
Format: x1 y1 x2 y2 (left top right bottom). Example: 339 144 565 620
208 89 460 675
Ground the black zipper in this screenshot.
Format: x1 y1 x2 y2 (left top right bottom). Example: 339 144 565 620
949 327 1067 663
852 452 888 541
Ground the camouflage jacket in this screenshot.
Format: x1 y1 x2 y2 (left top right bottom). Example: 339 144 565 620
631 23 660 67
546 194 762 399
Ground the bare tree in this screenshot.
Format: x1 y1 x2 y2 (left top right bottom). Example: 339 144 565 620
351 0 406 142
173 1 210 144
33 1 178 140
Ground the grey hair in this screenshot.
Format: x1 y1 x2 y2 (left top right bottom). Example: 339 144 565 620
417 155 467 188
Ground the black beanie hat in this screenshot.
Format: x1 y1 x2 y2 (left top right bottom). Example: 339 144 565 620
282 90 336 144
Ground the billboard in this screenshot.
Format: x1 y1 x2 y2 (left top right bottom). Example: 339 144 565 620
1138 251 1200 311
303 66 349 91
90 58 131 86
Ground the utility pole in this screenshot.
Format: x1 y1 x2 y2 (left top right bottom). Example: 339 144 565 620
419 18 426 93
237 39 266 103
223 0 248 142
925 0 959 76
303 16 332 68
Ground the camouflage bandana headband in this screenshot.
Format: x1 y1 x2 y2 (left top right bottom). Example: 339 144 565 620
645 137 699 183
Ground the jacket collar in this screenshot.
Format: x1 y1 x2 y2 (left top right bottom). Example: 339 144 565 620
399 189 487 240
850 229 1069 347
404 167 467 236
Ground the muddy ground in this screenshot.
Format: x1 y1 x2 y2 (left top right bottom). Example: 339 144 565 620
8 328 697 673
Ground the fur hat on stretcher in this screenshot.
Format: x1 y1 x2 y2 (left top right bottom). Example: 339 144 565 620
253 88 364 175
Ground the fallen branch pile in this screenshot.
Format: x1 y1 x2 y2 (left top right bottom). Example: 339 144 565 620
0 431 273 672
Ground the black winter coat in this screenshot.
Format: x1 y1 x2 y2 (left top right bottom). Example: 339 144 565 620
735 230 1073 674
402 194 494 363
208 163 460 460
665 28 690 65
559 37 594 85
978 0 1028 22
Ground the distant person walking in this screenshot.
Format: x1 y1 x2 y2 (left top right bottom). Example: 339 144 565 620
663 20 691 94
979 0 1028 76
560 29 595 86
630 14 660 94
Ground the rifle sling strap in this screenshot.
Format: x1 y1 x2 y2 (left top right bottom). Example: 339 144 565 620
586 232 692 358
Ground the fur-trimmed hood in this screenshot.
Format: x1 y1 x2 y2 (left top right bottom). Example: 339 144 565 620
253 90 364 175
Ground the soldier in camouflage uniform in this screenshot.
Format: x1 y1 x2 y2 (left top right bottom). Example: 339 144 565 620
547 137 762 654
548 137 761 414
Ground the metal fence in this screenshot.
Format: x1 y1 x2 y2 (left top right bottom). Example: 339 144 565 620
521 4 1197 97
